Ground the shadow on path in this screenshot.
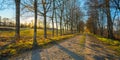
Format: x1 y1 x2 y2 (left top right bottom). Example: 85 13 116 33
31 39 41 60
85 34 120 60
0 57 8 60
54 42 84 60
31 49 41 60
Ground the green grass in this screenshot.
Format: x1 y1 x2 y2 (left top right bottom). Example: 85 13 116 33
79 34 86 46
93 35 120 46
0 33 76 57
0 29 52 37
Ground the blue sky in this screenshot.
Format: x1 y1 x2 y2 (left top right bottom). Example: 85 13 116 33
0 8 15 18
0 0 87 23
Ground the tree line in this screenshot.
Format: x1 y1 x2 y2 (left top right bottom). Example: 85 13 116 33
0 16 45 28
0 0 85 47
86 0 120 39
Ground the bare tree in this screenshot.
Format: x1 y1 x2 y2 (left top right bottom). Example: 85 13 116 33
33 0 38 48
41 0 51 38
55 9 58 36
105 0 114 39
51 0 55 37
111 0 120 10
15 0 21 40
0 16 1 26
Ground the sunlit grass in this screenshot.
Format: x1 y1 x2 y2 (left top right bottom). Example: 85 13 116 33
79 34 86 46
0 29 52 37
0 33 75 57
94 35 120 46
0 31 15 37
0 28 80 57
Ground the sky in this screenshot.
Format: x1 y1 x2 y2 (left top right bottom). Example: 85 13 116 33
0 0 86 24
0 8 15 18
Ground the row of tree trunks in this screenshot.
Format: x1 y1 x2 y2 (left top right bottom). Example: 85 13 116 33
14 0 84 41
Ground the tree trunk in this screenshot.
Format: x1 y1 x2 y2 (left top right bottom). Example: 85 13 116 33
55 10 58 36
0 16 1 26
60 9 63 36
106 0 114 39
33 0 38 48
15 0 20 40
60 17 62 36
51 0 55 37
51 16 54 37
42 0 47 38
67 22 69 32
44 13 47 38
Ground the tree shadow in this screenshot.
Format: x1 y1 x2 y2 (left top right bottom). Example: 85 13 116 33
0 57 8 60
31 38 41 60
93 55 119 60
93 55 105 60
85 35 120 60
54 42 84 60
31 49 41 60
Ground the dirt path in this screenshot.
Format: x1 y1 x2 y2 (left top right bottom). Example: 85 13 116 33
7 34 120 60
9 35 84 60
84 34 120 60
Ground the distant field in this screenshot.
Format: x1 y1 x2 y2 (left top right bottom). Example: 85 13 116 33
0 27 53 37
0 27 53 46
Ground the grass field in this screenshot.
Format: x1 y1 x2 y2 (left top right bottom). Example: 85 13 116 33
0 28 53 37
0 27 76 57
0 28 53 47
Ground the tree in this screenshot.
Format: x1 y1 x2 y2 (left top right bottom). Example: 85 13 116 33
41 0 52 38
20 0 84 37
56 0 65 36
51 0 55 37
98 8 105 36
55 8 58 36
0 16 1 26
33 0 38 48
86 17 95 33
111 0 120 10
2 18 9 26
87 0 99 34
105 0 114 39
15 0 21 40
78 20 84 33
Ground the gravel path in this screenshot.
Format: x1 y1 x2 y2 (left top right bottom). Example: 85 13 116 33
7 34 120 60
84 35 120 60
9 35 84 60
